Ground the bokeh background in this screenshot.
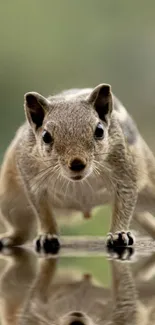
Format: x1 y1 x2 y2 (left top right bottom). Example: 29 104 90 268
0 0 155 238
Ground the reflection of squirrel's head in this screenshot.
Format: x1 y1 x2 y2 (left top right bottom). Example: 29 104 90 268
24 84 113 183
23 271 109 325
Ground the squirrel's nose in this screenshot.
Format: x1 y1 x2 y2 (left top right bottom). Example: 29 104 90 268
70 312 83 318
69 158 86 172
67 312 86 325
69 321 85 325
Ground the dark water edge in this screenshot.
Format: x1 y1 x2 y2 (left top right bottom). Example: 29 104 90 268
23 235 155 258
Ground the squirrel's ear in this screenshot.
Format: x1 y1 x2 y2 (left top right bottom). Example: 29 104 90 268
88 84 113 122
24 92 50 129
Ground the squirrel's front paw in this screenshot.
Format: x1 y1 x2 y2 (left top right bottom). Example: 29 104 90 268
35 234 60 254
106 231 134 248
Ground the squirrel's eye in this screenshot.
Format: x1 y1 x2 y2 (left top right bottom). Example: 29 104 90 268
42 130 53 144
94 123 104 140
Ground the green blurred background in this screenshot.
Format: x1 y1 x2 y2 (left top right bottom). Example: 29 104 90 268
0 0 155 237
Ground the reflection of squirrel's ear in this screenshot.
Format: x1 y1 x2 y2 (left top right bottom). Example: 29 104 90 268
24 92 50 129
88 84 113 122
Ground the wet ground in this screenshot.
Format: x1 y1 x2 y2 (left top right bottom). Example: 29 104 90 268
0 236 155 325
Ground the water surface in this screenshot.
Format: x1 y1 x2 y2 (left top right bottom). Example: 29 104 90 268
0 237 155 325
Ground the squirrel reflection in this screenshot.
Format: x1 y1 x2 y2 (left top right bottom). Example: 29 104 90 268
0 248 155 325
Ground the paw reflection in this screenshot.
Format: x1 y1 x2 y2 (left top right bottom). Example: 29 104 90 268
107 246 134 260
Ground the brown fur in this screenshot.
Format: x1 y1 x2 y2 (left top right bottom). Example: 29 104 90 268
0 83 155 246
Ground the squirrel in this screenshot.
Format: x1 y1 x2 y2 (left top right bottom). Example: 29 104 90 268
1 83 155 250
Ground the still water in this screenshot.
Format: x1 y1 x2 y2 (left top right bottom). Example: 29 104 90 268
0 237 155 325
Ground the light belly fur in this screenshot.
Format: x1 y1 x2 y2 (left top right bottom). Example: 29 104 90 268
47 174 113 213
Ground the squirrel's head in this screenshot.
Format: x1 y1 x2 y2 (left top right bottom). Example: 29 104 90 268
24 84 113 182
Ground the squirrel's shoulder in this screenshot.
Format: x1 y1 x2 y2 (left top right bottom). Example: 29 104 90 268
112 94 139 145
